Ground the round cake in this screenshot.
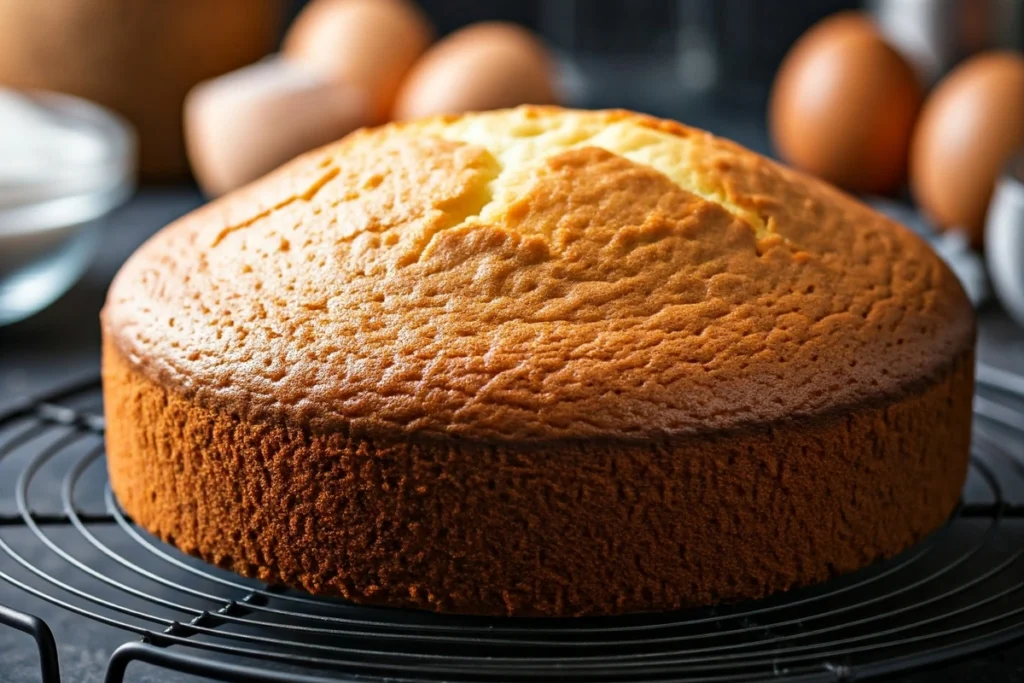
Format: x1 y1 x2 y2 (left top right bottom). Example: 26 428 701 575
102 106 975 617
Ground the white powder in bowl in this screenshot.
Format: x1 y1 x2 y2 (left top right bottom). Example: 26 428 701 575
0 89 109 189
0 88 134 324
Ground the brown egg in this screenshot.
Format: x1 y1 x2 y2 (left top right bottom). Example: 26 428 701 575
392 22 557 121
769 12 922 195
911 51 1024 247
283 0 433 123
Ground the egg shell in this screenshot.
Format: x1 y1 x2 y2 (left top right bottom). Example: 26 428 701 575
392 22 557 121
283 0 433 123
185 58 371 197
769 12 922 195
911 51 1024 247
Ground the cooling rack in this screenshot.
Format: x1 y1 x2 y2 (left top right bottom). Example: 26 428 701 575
0 366 1022 683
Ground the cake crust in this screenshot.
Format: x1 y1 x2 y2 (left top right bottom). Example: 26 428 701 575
103 107 974 442
102 106 976 616
104 339 972 616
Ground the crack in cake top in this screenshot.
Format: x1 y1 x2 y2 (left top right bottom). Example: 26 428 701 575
103 106 974 441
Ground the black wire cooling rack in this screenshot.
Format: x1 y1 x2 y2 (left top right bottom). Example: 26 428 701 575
0 367 1022 683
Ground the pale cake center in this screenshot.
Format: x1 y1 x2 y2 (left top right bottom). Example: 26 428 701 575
415 108 769 238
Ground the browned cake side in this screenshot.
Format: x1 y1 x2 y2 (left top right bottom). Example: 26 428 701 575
104 342 971 616
101 106 976 616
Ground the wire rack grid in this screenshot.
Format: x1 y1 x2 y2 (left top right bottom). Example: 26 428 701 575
0 365 1021 683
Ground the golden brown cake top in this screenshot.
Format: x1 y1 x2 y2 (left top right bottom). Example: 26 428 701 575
104 106 974 441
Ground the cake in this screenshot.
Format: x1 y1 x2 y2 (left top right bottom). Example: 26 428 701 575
102 106 975 617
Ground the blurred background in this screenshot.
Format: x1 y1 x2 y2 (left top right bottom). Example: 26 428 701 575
0 0 1021 384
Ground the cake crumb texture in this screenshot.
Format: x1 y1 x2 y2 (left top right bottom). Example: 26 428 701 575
104 106 973 441
104 340 972 616
102 106 976 616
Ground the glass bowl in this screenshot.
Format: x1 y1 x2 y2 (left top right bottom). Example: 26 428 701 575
0 90 135 326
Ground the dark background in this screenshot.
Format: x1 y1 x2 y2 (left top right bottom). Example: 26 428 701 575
287 0 857 82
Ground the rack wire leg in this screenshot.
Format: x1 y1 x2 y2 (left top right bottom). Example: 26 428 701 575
104 640 334 683
0 603 61 683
